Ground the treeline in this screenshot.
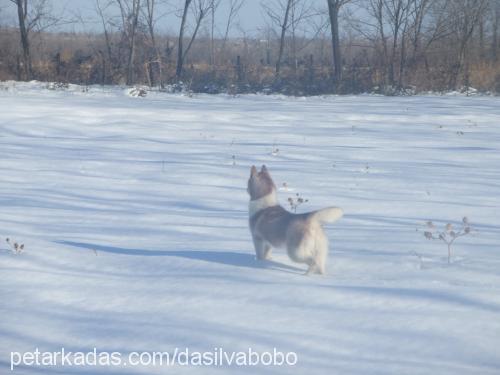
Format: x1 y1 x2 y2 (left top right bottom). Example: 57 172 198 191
1 0 499 95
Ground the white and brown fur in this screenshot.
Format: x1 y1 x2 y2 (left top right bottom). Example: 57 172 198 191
248 165 343 275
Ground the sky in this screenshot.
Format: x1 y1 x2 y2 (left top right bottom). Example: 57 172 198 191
1 0 328 37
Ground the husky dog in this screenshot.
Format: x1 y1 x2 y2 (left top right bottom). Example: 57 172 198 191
248 165 343 275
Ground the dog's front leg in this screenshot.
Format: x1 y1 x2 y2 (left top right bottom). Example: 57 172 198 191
253 236 272 260
263 244 272 260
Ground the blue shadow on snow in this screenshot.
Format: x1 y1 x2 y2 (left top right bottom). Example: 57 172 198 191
57 241 303 273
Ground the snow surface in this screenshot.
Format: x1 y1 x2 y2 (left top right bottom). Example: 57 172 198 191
1 82 500 374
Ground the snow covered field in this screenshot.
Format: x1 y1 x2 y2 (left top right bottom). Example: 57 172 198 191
1 82 500 374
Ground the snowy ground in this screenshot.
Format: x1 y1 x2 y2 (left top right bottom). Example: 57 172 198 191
1 82 500 374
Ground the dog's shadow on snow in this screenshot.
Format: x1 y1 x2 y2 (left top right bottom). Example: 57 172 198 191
57 241 303 274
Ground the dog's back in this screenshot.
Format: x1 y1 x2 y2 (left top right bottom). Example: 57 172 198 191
250 206 308 248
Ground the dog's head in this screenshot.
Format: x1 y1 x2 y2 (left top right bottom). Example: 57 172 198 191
247 165 276 200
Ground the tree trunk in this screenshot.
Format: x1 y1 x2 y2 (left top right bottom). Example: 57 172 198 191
327 0 342 90
126 0 141 85
389 22 400 86
15 0 31 80
478 14 484 59
176 0 192 78
399 23 408 89
97 0 114 82
145 0 164 88
210 0 215 67
493 5 499 61
275 0 293 79
182 10 206 65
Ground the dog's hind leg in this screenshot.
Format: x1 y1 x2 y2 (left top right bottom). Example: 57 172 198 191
303 228 328 275
305 261 317 275
314 230 328 275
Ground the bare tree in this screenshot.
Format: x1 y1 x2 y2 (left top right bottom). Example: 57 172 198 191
385 0 411 87
95 0 117 83
445 0 489 88
263 0 294 79
9 0 63 80
219 0 244 63
10 0 31 79
288 1 324 75
176 0 192 78
176 0 211 78
353 0 430 88
115 0 141 85
326 0 352 89
492 0 500 61
185 2 211 63
349 0 390 85
142 0 170 87
406 0 431 65
209 0 221 67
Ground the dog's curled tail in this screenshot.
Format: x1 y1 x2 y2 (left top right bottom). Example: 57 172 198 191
310 207 344 224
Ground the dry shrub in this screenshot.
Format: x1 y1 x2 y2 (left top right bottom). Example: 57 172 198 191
469 62 500 93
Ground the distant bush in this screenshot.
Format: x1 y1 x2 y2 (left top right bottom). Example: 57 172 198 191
1 28 499 95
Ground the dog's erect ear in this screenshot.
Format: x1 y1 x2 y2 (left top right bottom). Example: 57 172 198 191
261 165 268 173
250 165 258 177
